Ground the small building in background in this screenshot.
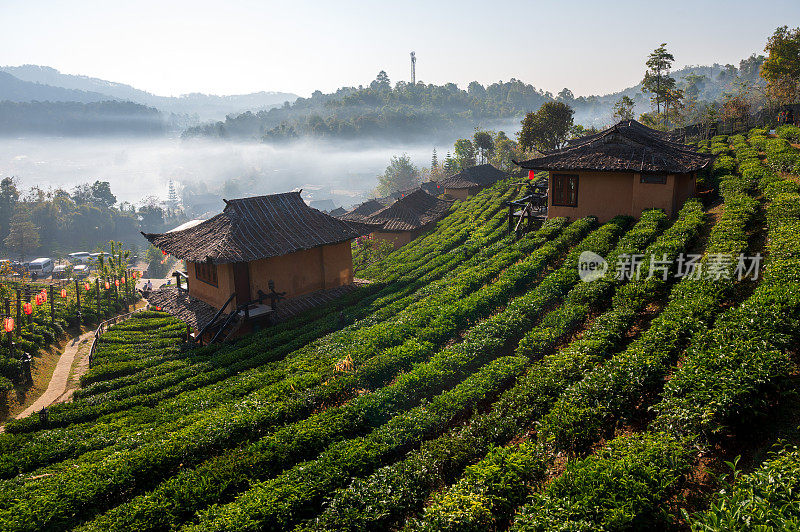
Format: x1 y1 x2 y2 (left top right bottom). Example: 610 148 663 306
329 206 347 217
338 199 387 223
516 120 714 223
364 189 453 248
438 163 508 200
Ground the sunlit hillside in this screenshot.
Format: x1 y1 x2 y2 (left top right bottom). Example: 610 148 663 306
0 127 799 531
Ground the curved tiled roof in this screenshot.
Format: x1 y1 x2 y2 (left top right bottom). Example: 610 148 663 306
517 120 714 174
438 163 508 189
143 191 369 263
339 199 386 223
365 189 453 232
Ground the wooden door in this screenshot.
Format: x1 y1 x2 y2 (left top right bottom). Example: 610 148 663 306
232 262 251 307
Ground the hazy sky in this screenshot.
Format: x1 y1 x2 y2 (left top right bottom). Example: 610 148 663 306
2 0 798 98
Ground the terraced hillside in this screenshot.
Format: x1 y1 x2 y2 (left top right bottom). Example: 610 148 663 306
0 135 799 531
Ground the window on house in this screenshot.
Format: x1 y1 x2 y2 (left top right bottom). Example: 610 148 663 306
551 173 579 207
195 261 218 286
641 174 667 184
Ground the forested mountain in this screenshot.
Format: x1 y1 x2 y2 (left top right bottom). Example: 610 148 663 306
183 77 552 142
0 72 112 104
0 65 298 120
183 54 766 143
0 100 164 136
568 54 765 124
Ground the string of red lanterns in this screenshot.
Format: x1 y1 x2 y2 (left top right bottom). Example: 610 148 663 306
0 267 140 336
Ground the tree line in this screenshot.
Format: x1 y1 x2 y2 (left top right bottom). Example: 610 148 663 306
0 177 185 261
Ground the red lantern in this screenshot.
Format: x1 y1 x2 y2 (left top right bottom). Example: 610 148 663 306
114 279 120 287
40 290 47 303
23 303 32 315
528 169 535 181
84 282 91 291
162 250 167 256
61 288 67 298
105 281 110 290
35 294 43 306
120 277 126 284
3 317 14 333
155 306 162 311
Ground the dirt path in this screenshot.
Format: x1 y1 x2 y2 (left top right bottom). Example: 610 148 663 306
15 330 95 420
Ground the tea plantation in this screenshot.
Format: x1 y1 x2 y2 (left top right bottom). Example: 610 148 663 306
1 129 799 530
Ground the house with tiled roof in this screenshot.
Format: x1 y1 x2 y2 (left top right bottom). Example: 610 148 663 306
438 163 508 200
363 189 453 248
516 120 714 223
338 199 386 224
143 191 369 342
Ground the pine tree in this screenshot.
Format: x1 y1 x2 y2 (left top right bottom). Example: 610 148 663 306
166 180 180 214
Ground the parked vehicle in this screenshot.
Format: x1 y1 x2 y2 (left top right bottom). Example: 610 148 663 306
53 264 71 279
68 252 92 264
28 257 54 278
73 264 91 278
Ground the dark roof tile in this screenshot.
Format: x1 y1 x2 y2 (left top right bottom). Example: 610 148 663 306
517 120 714 174
143 192 369 263
365 189 453 232
438 164 508 189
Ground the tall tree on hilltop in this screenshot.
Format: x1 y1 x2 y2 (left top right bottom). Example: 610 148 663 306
557 88 575 103
642 43 677 128
371 71 391 91
761 26 800 105
518 101 574 152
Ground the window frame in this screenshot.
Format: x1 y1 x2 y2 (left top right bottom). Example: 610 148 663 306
551 173 579 207
195 261 218 287
640 173 667 184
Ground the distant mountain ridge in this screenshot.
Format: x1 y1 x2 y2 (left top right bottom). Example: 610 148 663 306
0 71 113 104
0 65 299 120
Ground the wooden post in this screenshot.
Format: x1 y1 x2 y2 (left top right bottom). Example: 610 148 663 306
49 285 55 324
75 278 82 326
15 289 20 338
96 278 101 318
124 270 130 312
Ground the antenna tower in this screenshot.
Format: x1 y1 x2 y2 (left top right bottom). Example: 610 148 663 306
410 51 416 84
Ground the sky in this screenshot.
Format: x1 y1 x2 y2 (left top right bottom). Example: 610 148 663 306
1 0 798 98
